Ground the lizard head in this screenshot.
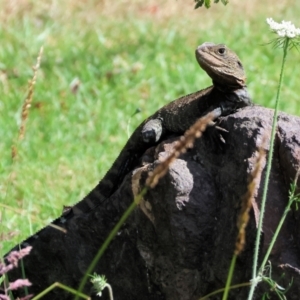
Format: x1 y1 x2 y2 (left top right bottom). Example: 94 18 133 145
195 42 246 89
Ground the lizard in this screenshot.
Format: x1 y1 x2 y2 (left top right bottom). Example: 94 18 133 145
5 42 251 254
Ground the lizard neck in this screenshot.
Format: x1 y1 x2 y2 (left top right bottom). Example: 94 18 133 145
213 80 246 93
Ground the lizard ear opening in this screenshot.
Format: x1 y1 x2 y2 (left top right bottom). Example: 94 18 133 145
237 61 244 70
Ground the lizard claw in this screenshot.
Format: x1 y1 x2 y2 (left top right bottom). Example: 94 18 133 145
215 125 229 133
207 120 228 133
207 120 228 140
205 123 228 150
217 133 226 144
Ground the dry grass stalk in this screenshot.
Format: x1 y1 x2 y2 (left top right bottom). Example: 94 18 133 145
0 203 42 224
146 112 215 188
49 223 68 234
235 137 267 255
11 46 43 160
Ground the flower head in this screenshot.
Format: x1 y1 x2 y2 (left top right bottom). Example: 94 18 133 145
8 279 32 291
90 273 108 297
266 18 300 38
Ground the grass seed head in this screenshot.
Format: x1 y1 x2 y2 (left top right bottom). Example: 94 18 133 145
146 112 215 188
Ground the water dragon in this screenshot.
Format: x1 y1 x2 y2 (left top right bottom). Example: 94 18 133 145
4 41 251 276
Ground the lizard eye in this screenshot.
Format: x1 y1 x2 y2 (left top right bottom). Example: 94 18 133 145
218 47 226 55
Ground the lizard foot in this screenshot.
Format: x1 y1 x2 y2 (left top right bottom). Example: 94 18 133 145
205 124 228 152
141 118 163 143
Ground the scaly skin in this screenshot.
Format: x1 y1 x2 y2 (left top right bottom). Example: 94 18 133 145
6 42 251 253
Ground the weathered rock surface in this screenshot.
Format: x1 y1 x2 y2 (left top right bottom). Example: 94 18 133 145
5 106 300 299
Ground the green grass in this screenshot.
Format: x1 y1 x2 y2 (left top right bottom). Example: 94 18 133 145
1 0 300 255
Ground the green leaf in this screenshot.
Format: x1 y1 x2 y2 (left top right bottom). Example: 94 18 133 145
194 0 205 9
221 0 229 5
195 0 228 9
204 0 211 8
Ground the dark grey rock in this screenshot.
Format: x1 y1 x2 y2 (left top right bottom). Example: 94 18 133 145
5 106 300 300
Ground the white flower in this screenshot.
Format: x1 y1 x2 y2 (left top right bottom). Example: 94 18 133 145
266 18 300 38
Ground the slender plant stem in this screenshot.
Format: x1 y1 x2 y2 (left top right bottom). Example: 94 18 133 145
32 282 90 300
260 202 292 272
247 38 289 299
199 282 251 300
75 188 147 300
20 253 29 296
259 175 299 273
222 254 237 300
105 283 114 300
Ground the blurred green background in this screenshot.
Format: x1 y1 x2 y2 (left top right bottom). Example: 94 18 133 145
1 0 300 253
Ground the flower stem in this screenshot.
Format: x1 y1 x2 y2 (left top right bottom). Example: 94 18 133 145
222 254 237 300
247 37 289 299
259 189 293 273
105 283 114 300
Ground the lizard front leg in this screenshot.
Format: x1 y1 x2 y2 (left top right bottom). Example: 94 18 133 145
220 88 252 115
141 117 163 143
